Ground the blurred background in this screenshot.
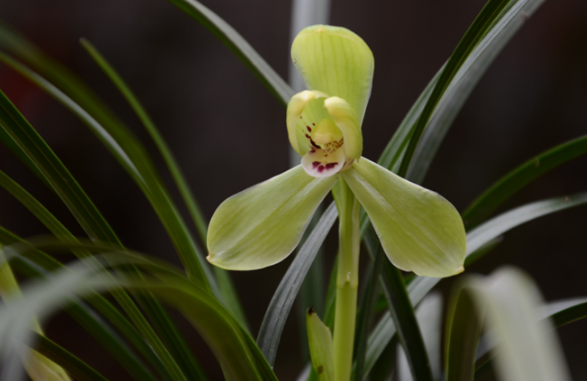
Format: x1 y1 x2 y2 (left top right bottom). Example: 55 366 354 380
0 0 586 379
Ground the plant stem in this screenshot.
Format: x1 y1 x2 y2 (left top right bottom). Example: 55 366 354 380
332 178 360 381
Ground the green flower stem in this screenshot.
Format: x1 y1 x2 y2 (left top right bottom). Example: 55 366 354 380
332 177 360 381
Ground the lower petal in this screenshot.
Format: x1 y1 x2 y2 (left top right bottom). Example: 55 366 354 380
301 145 346 178
207 165 339 270
342 158 466 277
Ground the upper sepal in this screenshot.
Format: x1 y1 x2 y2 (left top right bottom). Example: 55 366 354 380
207 166 339 270
291 25 374 122
342 158 466 277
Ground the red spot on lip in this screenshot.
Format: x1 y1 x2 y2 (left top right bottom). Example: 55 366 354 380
312 161 320 169
318 165 325 172
325 163 337 169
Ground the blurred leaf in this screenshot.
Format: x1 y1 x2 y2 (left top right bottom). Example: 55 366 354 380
445 290 484 381
84 37 250 371
30 333 108 381
0 49 213 293
306 309 335 381
164 0 294 106
0 170 193 381
463 135 587 227
448 268 571 381
397 293 443 381
0 249 72 381
0 47 211 379
549 299 587 328
257 203 337 366
362 192 587 376
0 243 277 381
475 297 587 377
379 259 432 381
0 230 174 381
0 258 117 381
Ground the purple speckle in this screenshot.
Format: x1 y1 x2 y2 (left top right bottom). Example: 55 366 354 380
318 165 325 172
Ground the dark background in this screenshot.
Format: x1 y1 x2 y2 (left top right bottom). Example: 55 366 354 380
0 0 586 379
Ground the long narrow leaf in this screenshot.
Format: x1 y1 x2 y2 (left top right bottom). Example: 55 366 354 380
0 170 190 381
0 228 171 381
447 268 571 381
352 244 384 381
0 50 212 292
165 0 294 106
257 203 338 366
0 249 72 381
30 333 109 381
0 49 211 378
379 259 432 381
407 0 546 184
78 39 246 333
462 134 587 227
398 0 511 177
362 191 587 376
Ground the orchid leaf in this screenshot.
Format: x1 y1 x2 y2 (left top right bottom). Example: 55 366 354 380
397 293 443 381
207 165 338 270
362 191 587 376
462 134 587 227
446 268 571 381
406 0 547 184
291 25 374 122
164 0 293 106
29 333 108 381
343 158 466 277
306 309 335 381
444 289 484 381
257 203 338 367
1 242 277 381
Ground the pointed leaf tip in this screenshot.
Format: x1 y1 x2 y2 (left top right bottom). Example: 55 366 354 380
343 158 466 277
306 309 335 381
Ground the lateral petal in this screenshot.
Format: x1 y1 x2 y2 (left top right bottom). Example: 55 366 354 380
207 166 339 270
343 158 466 277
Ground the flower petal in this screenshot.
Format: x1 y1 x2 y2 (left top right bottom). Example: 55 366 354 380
286 90 328 155
207 166 339 270
324 97 362 160
342 158 466 277
291 25 374 122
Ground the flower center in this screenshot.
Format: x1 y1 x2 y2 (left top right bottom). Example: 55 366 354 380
301 118 347 178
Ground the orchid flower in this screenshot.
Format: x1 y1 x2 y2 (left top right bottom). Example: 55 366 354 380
207 25 466 278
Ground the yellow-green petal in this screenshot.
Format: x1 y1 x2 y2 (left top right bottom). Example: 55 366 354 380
324 96 362 160
306 308 335 381
207 166 339 270
287 90 328 155
342 158 466 277
291 25 374 122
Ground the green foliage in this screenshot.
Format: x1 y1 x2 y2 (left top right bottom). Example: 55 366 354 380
0 0 584 380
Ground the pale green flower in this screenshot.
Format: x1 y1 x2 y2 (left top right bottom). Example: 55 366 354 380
207 25 466 277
